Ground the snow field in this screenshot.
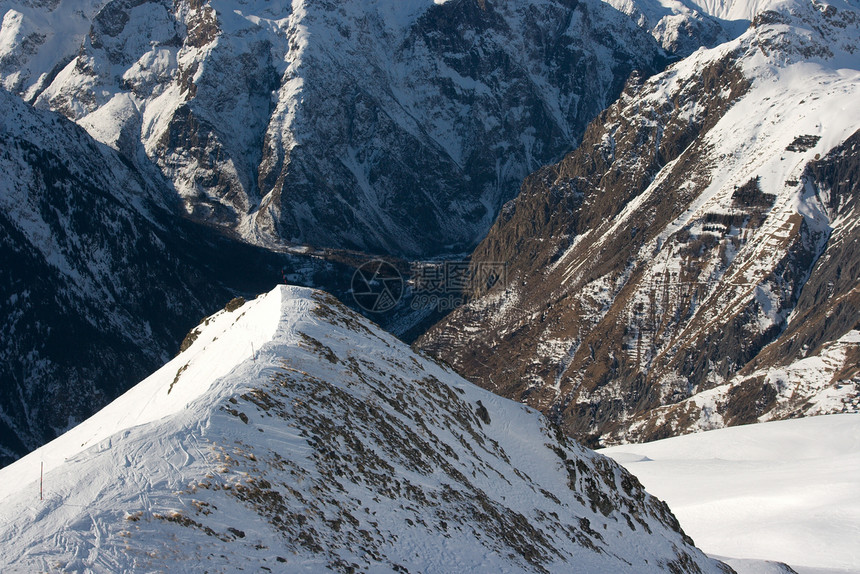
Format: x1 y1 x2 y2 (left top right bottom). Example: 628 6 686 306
602 414 860 573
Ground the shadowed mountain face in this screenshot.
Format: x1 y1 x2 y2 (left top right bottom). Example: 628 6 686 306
417 0 860 446
0 88 296 467
0 0 684 257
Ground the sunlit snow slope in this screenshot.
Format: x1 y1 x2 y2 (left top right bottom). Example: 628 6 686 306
0 286 732 573
602 414 860 574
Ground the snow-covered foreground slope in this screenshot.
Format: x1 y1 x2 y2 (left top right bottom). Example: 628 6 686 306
0 289 281 496
0 286 732 573
602 415 860 573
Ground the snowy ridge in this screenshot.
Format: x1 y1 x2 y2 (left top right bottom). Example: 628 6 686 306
683 0 793 20
0 290 281 503
0 0 107 100
0 286 730 573
610 0 801 24
605 0 746 54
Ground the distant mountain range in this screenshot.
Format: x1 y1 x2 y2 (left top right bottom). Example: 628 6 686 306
0 0 857 469
418 0 860 446
1 0 727 257
0 0 731 465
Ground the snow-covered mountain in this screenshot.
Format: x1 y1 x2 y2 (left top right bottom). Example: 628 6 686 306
0 86 298 467
418 0 860 446
602 414 860 573
605 0 745 55
1 0 684 257
0 285 734 573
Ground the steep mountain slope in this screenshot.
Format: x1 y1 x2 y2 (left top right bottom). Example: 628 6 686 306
0 286 733 573
623 130 860 439
0 87 291 467
418 0 860 446
1 0 676 257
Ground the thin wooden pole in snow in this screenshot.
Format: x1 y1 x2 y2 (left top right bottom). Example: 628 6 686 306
251 343 256 362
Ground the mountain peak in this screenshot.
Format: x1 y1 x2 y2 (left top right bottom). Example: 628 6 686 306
0 285 730 573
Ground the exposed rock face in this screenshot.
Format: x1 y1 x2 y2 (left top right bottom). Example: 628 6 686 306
761 132 860 373
417 0 860 446
632 131 860 440
0 286 734 573
1 0 677 257
0 88 289 466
